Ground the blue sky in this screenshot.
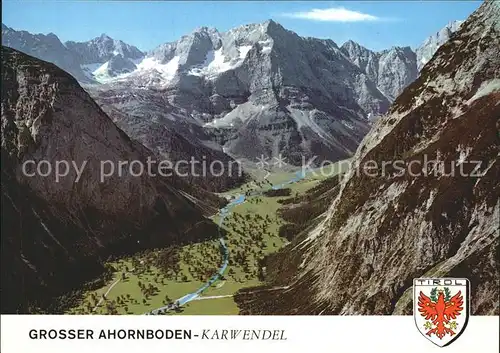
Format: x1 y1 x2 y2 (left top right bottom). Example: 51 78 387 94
2 1 481 51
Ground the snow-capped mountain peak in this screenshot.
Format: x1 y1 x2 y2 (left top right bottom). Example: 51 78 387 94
121 20 282 86
65 33 144 63
60 33 145 83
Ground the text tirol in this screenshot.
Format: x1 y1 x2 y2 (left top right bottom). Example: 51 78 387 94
415 279 468 286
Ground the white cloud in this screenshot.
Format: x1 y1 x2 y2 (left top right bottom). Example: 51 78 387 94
282 7 380 22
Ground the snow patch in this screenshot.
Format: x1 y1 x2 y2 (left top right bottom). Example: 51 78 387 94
188 45 252 79
81 61 121 83
80 55 177 85
93 62 109 77
91 62 124 83
238 45 252 59
135 56 180 83
259 39 273 54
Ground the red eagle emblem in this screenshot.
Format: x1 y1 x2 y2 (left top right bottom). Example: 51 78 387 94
418 288 464 339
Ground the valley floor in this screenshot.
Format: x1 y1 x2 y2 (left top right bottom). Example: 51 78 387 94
65 164 345 315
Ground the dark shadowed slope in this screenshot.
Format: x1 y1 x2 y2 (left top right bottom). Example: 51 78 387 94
1 47 218 313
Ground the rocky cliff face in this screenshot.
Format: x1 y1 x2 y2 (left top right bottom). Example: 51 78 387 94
1 47 217 313
1 20 423 169
1 24 91 83
65 34 144 64
1 18 466 173
416 20 464 71
65 34 145 81
236 0 500 315
90 21 380 167
341 41 418 102
93 89 248 192
1 26 146 83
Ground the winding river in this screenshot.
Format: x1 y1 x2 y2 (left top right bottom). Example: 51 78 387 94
148 170 305 315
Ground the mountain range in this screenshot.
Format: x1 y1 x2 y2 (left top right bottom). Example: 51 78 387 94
235 0 500 315
2 3 495 315
2 19 462 168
